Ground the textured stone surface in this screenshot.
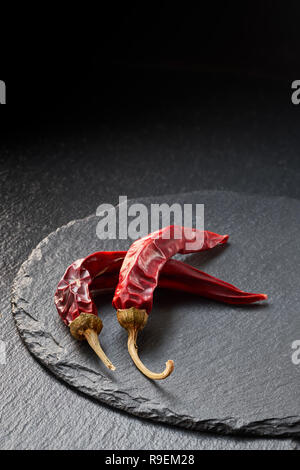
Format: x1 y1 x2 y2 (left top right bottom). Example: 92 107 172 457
11 191 300 439
2 76 300 449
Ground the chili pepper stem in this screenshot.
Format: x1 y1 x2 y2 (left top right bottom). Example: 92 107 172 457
127 328 174 380
117 308 174 380
70 313 116 371
83 328 116 371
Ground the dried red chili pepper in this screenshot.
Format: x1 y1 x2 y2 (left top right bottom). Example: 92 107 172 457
90 259 267 304
159 259 268 304
55 233 267 374
54 251 125 370
112 226 231 380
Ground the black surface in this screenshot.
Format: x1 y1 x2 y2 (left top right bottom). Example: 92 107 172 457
1 52 300 448
12 191 300 438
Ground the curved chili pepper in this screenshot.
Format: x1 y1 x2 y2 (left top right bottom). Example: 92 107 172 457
55 236 267 373
54 251 125 370
159 259 268 304
91 260 267 304
112 226 230 380
90 260 267 304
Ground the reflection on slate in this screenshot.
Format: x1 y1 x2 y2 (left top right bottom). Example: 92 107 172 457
12 191 300 437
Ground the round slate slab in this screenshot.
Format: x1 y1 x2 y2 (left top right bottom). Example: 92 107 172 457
11 191 300 437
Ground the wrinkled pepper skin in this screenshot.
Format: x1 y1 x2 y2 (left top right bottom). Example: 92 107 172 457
91 260 267 304
112 226 235 380
54 251 126 326
55 231 266 328
112 226 229 313
54 227 267 377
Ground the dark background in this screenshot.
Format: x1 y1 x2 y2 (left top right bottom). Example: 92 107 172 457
1 2 300 124
1 2 300 450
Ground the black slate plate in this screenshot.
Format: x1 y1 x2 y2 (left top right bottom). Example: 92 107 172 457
11 191 300 437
